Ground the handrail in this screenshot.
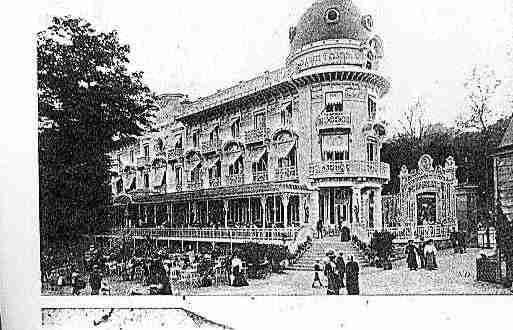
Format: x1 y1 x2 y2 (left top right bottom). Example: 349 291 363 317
109 227 297 242
309 160 390 180
372 224 454 241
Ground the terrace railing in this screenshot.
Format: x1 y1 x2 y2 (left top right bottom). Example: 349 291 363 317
225 174 244 186
245 127 270 144
309 160 390 181
252 170 268 183
109 227 297 242
275 166 298 181
374 224 454 241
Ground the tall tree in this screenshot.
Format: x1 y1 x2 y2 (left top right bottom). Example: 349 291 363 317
38 16 157 242
457 65 502 213
398 96 428 140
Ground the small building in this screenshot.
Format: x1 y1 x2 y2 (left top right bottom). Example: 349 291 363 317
493 116 513 220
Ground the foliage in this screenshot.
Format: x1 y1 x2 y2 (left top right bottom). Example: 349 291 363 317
237 243 291 273
398 96 429 140
38 16 157 242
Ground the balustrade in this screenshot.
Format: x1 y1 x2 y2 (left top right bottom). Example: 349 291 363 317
209 177 221 188
245 127 269 144
225 174 244 186
167 148 183 160
186 180 203 191
373 224 453 241
316 112 351 131
109 227 296 242
275 166 298 181
201 140 222 154
252 170 268 183
309 160 390 180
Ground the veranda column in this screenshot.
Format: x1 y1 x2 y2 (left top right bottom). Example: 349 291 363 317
206 200 209 226
223 200 229 228
375 187 383 231
124 206 129 227
144 205 148 224
282 194 289 228
352 187 361 231
138 204 141 226
299 194 305 225
260 197 266 229
273 195 277 227
153 204 157 226
193 202 197 226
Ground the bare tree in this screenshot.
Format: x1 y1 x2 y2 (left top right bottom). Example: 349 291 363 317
399 96 428 139
458 65 502 131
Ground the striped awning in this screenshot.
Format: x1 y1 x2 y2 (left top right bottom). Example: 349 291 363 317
322 135 349 153
152 168 166 187
275 141 295 159
248 147 267 163
225 152 242 166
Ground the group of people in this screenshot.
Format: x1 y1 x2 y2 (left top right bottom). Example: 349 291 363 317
404 238 438 271
312 250 360 295
449 227 467 254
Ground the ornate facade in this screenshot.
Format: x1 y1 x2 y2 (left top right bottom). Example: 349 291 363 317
107 0 391 245
382 154 459 242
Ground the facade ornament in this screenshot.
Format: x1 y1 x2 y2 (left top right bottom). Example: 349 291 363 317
361 15 373 31
288 26 296 44
418 154 434 173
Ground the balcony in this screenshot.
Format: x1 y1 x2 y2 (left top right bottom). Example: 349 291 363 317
167 148 184 161
252 170 269 183
136 156 151 168
309 161 390 181
209 177 221 188
225 174 244 186
201 140 222 154
275 166 298 181
187 180 203 191
316 112 351 131
245 127 269 144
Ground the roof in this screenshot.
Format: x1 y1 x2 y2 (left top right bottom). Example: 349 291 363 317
499 116 513 150
290 0 372 54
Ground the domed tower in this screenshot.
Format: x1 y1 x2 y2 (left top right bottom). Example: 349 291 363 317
289 0 390 240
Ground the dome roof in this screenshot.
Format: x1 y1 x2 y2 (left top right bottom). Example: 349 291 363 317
290 0 373 54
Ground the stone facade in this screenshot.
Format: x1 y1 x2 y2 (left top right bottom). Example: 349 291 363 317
107 0 390 244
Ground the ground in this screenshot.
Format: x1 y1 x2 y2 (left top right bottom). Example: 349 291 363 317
42 249 512 296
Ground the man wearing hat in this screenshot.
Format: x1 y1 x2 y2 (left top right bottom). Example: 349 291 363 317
335 251 346 288
323 249 340 295
89 265 102 295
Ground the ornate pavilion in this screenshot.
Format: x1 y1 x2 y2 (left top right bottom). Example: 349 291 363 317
106 0 393 248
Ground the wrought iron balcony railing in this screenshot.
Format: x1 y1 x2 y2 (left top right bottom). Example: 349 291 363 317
136 156 151 168
252 170 269 183
275 166 298 181
225 174 244 186
373 224 453 242
167 148 184 160
209 177 221 188
186 180 203 191
309 161 390 180
201 140 222 154
245 127 269 144
316 112 351 131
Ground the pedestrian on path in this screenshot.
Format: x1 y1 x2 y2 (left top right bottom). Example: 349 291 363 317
345 256 360 295
317 220 324 239
312 259 324 288
324 250 340 295
450 227 459 254
335 252 346 288
424 240 438 271
417 238 426 269
89 265 102 295
405 240 418 271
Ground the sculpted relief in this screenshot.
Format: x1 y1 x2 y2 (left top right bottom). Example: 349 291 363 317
292 48 365 73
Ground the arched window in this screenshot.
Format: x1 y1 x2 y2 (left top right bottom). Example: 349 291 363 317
191 164 202 183
144 173 149 188
369 191 375 229
210 126 219 142
231 119 240 138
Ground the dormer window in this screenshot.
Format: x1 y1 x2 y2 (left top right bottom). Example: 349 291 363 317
325 8 340 24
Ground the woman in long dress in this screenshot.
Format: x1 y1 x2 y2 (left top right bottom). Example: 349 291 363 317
231 255 248 287
323 252 340 295
424 240 438 270
345 256 360 295
405 240 418 271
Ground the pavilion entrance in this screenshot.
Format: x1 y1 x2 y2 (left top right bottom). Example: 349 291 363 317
319 187 352 232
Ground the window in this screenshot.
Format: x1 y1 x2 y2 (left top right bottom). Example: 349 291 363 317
209 161 221 180
369 191 375 228
229 156 244 175
252 152 268 172
130 150 134 163
278 147 296 168
192 131 199 148
321 134 349 161
116 179 123 194
210 127 219 142
368 97 376 120
144 145 150 158
254 113 265 129
175 134 182 149
325 8 340 24
280 104 293 125
191 165 202 183
366 51 374 70
367 142 377 161
325 92 343 112
144 173 149 188
231 119 240 138
175 167 183 186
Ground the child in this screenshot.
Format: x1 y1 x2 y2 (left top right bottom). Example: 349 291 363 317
312 260 324 288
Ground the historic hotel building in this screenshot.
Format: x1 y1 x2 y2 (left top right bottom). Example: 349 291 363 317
108 0 390 246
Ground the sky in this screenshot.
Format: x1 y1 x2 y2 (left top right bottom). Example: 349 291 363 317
37 0 513 131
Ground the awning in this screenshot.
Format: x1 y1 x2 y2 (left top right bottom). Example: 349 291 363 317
325 92 343 105
275 141 295 159
322 135 349 153
124 174 136 191
152 168 166 187
204 156 220 169
280 101 292 112
225 152 242 166
248 147 267 163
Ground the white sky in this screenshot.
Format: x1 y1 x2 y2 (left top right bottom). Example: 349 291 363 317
38 0 513 130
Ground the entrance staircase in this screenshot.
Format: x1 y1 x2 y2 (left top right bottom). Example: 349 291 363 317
288 236 369 271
